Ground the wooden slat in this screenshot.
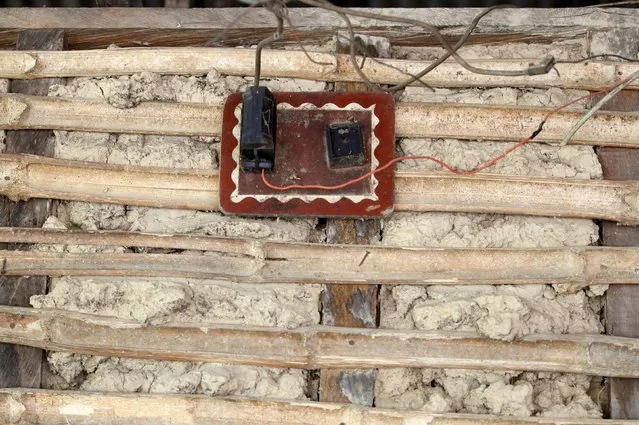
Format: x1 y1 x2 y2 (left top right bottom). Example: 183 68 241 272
598 91 639 419
2 93 639 148
164 0 190 7
318 35 382 407
0 29 577 51
2 48 638 91
2 7 639 51
2 8 637 31
1 305 639 377
3 154 639 224
2 389 639 425
0 7 637 50
0 29 64 390
0 236 638 286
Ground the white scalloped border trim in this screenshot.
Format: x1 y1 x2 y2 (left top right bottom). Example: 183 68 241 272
230 101 380 204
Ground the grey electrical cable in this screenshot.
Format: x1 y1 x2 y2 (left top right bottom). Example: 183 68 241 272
298 0 554 84
559 71 639 146
247 1 554 93
254 14 284 87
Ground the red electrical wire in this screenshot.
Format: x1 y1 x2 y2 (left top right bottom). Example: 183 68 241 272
262 75 635 192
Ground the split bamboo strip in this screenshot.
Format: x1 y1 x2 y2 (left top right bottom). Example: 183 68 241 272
0 227 255 255
2 93 639 147
2 48 638 91
2 389 639 425
0 229 638 285
1 306 639 377
2 154 639 224
1 246 639 286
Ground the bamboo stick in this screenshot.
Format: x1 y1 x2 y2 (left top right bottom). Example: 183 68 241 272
2 305 639 377
0 227 255 255
0 154 218 210
1 48 638 91
2 154 639 224
2 93 639 147
394 172 639 225
0 229 638 285
395 103 639 147
0 306 639 377
0 93 222 136
2 389 639 425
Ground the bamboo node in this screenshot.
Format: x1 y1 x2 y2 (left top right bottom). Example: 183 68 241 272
3 393 25 424
0 96 28 126
0 159 22 197
22 53 37 74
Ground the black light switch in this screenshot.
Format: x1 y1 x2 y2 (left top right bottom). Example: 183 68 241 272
326 122 365 168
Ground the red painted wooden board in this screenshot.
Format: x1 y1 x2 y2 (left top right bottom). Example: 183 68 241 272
219 91 395 217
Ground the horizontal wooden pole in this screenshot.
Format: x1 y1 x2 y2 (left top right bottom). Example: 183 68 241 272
2 8 637 31
394 172 639 225
0 228 638 285
0 8 637 50
2 154 639 224
0 227 255 255
0 7 639 32
2 305 639 376
1 239 639 285
2 93 638 147
0 154 218 210
3 389 639 425
395 103 639 147
0 93 222 137
2 48 638 91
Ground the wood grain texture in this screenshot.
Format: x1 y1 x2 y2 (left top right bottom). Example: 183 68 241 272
2 8 637 30
3 154 639 223
2 306 639 377
2 93 639 148
4 389 639 425
0 7 637 51
599 92 639 419
164 0 190 7
0 243 637 287
0 29 64 390
2 48 638 92
319 36 382 406
0 29 576 51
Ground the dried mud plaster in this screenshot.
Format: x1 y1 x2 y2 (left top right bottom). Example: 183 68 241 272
398 86 601 178
378 213 604 416
44 353 308 399
31 41 608 413
34 73 325 398
378 39 605 414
